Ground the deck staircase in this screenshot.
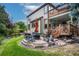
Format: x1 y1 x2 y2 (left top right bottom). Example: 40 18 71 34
20 39 33 48
20 38 49 48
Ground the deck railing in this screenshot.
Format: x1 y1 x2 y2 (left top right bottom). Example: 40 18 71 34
52 24 79 38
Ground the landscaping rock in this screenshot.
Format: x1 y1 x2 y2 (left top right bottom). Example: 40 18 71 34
54 39 66 46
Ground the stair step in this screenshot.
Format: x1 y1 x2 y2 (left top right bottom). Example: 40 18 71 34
23 39 28 42
21 41 33 48
21 41 27 46
22 40 28 43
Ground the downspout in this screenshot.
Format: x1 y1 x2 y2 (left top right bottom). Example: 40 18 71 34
47 4 50 33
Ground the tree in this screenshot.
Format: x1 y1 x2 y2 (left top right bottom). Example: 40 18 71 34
0 5 13 36
16 21 27 32
11 21 27 36
70 3 79 25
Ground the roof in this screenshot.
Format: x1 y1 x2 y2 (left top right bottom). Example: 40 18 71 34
27 3 57 17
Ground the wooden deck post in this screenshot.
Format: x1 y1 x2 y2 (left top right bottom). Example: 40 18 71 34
70 14 73 24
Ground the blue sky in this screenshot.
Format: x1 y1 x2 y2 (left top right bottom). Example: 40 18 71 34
0 3 42 23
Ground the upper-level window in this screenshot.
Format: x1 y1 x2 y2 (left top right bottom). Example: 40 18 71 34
49 6 53 11
44 6 48 14
44 5 54 14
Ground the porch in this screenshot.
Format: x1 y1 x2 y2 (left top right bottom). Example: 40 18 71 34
49 11 79 38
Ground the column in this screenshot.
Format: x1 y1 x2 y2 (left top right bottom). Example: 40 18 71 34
70 15 73 24
30 23 32 33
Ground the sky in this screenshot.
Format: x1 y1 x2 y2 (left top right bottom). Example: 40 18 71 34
0 3 42 23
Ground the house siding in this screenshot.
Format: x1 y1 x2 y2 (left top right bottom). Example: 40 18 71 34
27 4 50 33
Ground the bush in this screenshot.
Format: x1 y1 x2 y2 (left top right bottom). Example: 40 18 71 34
0 35 4 45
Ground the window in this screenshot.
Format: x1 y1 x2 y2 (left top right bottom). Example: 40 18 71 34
32 22 35 28
45 24 47 29
28 24 30 30
49 6 53 11
49 24 51 27
44 5 53 14
44 6 48 14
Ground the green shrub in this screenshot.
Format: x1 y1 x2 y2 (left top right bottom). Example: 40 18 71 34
0 35 4 45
